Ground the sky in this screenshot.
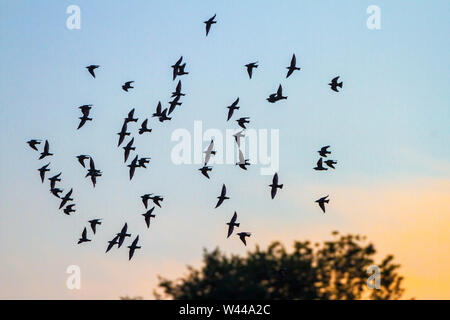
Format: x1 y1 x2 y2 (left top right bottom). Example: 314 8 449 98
0 0 449 299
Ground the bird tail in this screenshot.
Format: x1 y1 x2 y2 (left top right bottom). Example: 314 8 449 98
338 82 343 88
235 223 240 227
324 200 329 203
211 151 216 155
279 184 283 189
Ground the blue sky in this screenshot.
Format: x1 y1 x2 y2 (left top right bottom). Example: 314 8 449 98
0 1 449 299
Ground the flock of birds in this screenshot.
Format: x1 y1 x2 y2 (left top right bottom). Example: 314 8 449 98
26 14 342 260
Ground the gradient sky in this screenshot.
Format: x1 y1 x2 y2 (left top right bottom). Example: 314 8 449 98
0 0 449 299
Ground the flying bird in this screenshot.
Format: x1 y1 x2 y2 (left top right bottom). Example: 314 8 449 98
226 212 240 238
86 157 102 187
127 155 139 180
267 84 287 103
63 204 76 215
124 108 138 124
269 173 283 199
236 149 250 170
128 235 141 260
318 146 331 157
142 207 156 228
39 140 53 160
215 184 229 208
168 95 182 115
199 166 212 179
203 140 216 166
59 188 73 209
150 195 164 208
122 81 134 92
50 187 63 198
76 155 90 168
77 114 92 130
286 54 300 78
27 139 41 151
236 117 250 129
141 194 153 209
171 56 183 81
152 101 163 118
79 104 92 116
237 232 251 246
204 14 217 36
329 76 343 92
123 138 135 163
38 163 50 183
233 130 245 148
158 108 172 122
315 195 329 213
117 223 131 248
117 122 130 147
171 80 185 98
138 119 152 135
86 65 99 78
138 157 150 168
78 227 91 244
324 159 337 169
106 235 119 253
48 172 61 189
227 97 240 121
313 158 328 171
88 219 102 234
245 62 258 79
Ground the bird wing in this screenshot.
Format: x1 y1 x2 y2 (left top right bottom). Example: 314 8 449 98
273 173 278 185
221 184 227 197
291 54 296 67
227 107 234 121
227 224 234 238
44 140 49 153
319 201 326 213
238 149 244 164
239 234 247 246
246 65 253 79
231 211 237 224
271 186 277 199
89 157 95 171
277 85 283 96
82 228 87 239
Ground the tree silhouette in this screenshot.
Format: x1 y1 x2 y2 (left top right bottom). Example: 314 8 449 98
155 231 405 300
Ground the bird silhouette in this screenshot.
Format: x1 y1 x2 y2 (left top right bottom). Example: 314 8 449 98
152 101 163 118
76 155 90 168
150 195 164 208
138 157 151 168
27 139 41 151
88 219 102 234
86 65 99 78
316 195 329 213
236 117 250 129
117 223 131 248
123 138 135 163
286 54 300 78
38 163 50 183
199 166 212 179
318 146 331 157
48 172 61 189
138 119 152 135
86 157 102 187
128 155 139 180
329 76 343 92
142 207 156 228
78 227 91 244
313 158 328 171
158 108 172 122
168 95 182 115
128 235 141 260
59 188 73 209
106 235 119 253
227 97 240 121
237 232 251 246
204 14 217 36
124 108 138 124
215 184 229 208
122 81 134 92
171 56 183 80
117 122 130 147
204 140 216 166
39 140 53 160
267 84 287 103
245 62 258 79
79 104 92 116
227 212 240 238
236 149 250 170
63 204 76 215
324 159 337 169
233 130 245 148
269 173 283 199
77 114 92 130
171 80 185 98
50 187 63 198
141 194 153 209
